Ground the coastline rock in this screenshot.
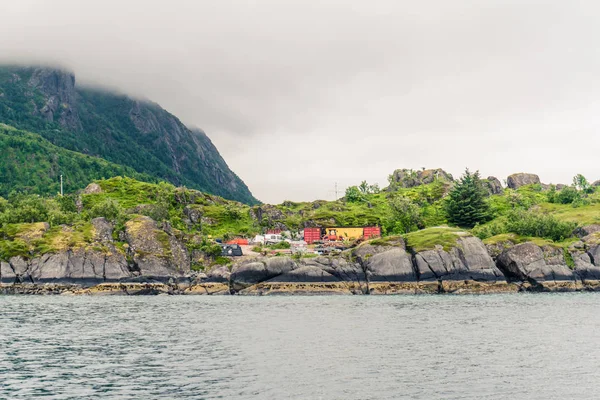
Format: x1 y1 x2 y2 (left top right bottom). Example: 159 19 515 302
415 237 504 282
124 216 189 278
496 243 577 288
230 257 296 290
506 173 540 189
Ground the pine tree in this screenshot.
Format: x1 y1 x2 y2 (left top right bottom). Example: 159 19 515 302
444 169 491 228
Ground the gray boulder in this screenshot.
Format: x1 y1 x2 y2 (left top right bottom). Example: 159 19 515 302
230 257 296 290
1 261 16 284
305 257 367 287
364 248 417 282
574 225 600 238
496 243 575 283
485 176 503 195
506 173 541 189
205 265 231 283
416 237 504 282
390 168 453 189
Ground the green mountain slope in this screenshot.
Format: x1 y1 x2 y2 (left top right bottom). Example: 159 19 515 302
0 124 156 196
0 65 257 204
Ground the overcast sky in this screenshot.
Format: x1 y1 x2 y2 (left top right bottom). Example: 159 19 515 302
2 0 600 203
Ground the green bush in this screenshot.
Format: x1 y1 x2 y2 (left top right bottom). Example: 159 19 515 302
84 199 122 222
345 186 364 203
504 209 576 241
268 241 291 249
385 195 423 234
201 242 223 258
556 186 580 204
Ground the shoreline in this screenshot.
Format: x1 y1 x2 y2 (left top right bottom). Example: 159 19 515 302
3 279 600 296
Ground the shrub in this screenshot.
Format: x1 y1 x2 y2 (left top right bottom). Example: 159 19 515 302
268 241 291 249
202 243 223 258
385 195 423 234
345 186 364 203
556 186 580 204
85 199 122 222
504 209 576 241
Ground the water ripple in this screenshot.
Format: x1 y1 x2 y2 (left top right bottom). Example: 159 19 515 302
2 294 600 399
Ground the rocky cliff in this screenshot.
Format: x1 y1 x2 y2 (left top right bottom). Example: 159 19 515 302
0 65 257 204
5 222 600 295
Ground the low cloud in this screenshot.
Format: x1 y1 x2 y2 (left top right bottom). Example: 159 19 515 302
2 0 600 203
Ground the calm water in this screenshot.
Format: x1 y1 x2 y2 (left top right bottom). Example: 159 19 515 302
1 294 600 399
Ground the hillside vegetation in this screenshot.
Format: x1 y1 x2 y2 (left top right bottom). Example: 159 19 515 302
0 124 156 196
2 169 600 264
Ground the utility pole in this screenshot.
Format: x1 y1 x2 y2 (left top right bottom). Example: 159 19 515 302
60 175 63 196
334 182 338 200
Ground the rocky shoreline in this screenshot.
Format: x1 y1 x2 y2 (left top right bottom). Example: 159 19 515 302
4 220 600 296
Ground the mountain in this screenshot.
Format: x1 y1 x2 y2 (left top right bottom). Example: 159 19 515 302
0 124 157 196
0 65 258 204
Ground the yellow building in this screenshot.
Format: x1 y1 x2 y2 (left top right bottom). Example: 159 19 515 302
324 227 364 241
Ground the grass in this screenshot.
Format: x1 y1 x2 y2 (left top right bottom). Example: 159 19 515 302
403 226 467 252
538 202 600 225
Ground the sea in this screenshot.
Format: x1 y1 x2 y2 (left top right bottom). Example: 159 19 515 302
1 293 599 399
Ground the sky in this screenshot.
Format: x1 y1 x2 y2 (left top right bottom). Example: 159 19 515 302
1 0 600 203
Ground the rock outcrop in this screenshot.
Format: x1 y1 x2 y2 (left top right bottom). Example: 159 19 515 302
506 173 540 189
8 221 600 295
496 243 576 287
389 168 453 189
484 176 503 195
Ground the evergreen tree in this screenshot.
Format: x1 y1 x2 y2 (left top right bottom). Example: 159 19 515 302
444 169 490 228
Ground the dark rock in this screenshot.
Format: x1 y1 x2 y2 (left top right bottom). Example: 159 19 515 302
496 242 575 283
1 261 16 284
28 67 82 131
267 265 340 283
364 248 417 282
183 205 203 224
574 225 600 238
205 265 231 283
415 237 504 281
485 176 503 195
506 173 540 189
230 257 296 290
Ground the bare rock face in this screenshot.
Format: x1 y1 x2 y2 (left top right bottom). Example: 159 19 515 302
124 216 190 278
91 217 113 242
485 176 503 195
496 243 575 284
1 261 16 284
364 248 416 282
574 225 600 238
390 168 453 188
416 237 504 282
28 67 82 131
230 257 296 291
506 173 541 189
